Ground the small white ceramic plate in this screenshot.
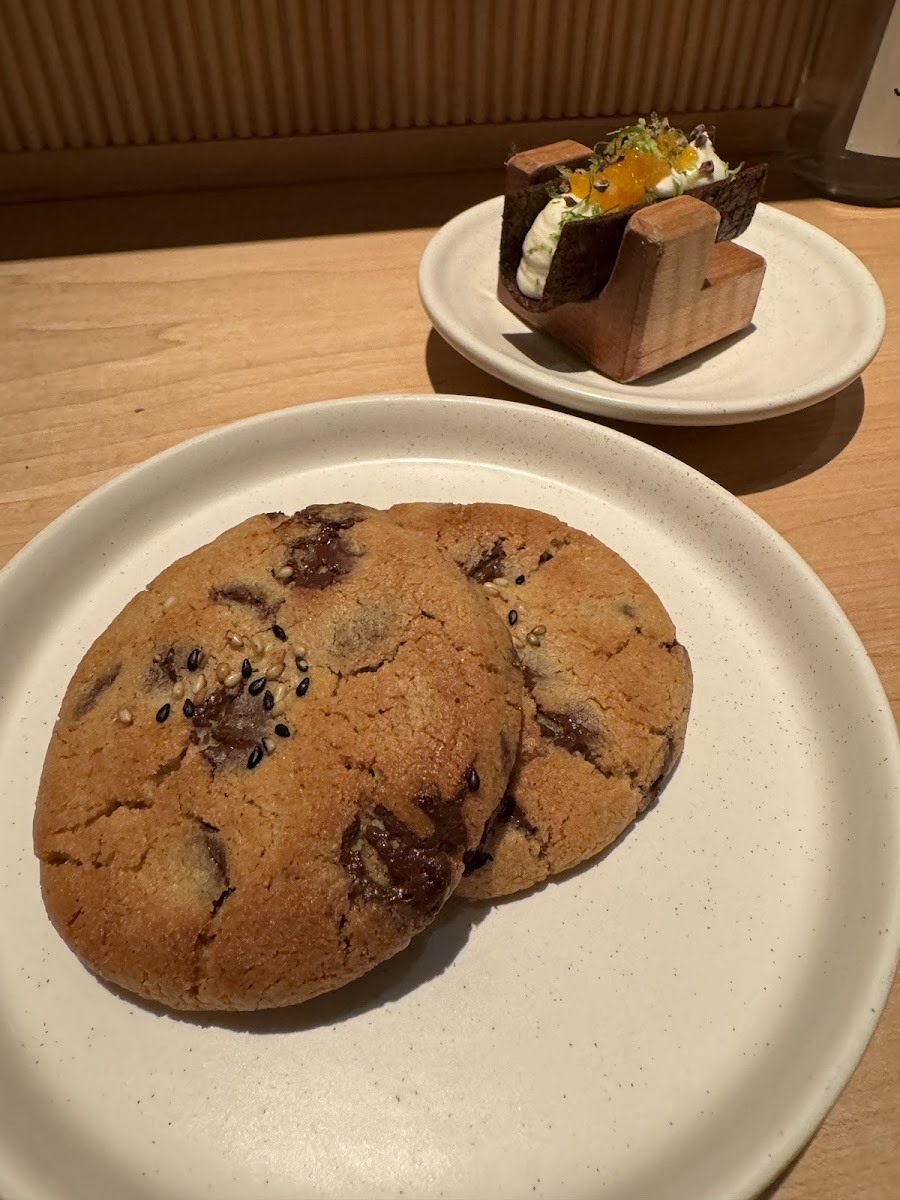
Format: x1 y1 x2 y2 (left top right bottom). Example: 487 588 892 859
1 395 898 1200
418 198 886 426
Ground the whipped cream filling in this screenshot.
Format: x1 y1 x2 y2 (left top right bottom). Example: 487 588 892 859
515 131 730 300
650 133 729 199
515 194 596 301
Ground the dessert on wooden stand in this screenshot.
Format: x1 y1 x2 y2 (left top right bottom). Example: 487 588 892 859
498 116 768 381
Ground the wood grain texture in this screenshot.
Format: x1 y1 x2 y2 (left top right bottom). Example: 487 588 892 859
0 168 898 1198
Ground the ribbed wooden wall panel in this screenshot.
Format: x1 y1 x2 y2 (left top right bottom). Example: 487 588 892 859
0 0 823 153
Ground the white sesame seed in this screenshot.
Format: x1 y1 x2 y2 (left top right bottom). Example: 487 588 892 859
162 595 176 611
251 636 265 655
215 662 230 682
482 582 500 596
262 737 276 754
192 673 206 695
223 671 241 688
526 632 541 647
531 624 547 636
493 576 509 586
116 707 133 725
293 646 307 658
270 701 285 717
266 660 285 680
273 682 287 703
172 681 184 699
226 631 244 649
274 565 294 580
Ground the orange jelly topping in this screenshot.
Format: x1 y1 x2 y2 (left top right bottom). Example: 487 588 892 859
567 144 700 212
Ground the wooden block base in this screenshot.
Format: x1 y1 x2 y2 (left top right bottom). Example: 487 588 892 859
500 194 766 383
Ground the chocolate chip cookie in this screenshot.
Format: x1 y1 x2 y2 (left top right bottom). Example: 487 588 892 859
389 503 692 899
35 504 522 1010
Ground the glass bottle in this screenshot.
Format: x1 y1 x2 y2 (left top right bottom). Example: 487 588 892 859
787 0 900 204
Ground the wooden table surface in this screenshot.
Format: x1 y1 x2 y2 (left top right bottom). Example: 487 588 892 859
1 170 898 1199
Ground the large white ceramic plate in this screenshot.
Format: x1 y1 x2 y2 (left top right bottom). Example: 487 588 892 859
419 198 886 426
0 395 898 1200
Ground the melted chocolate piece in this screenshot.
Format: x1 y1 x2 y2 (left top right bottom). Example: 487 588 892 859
462 792 539 876
192 682 270 771
462 845 492 874
460 792 540 878
73 663 122 719
463 792 512 875
621 602 637 620
295 504 366 530
193 819 234 912
341 784 469 916
640 728 680 812
466 538 507 583
286 509 362 590
209 583 278 618
534 705 598 759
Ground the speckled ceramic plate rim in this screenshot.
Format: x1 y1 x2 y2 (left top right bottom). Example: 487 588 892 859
418 199 886 426
0 393 898 1200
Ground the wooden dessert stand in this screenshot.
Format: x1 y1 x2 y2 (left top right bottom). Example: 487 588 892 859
500 148 767 383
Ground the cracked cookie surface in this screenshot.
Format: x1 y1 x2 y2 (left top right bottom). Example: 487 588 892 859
35 504 521 1010
389 502 693 899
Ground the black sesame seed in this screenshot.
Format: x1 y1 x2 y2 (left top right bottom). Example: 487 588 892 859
155 703 171 723
296 677 310 697
465 767 480 792
241 658 252 679
263 689 274 711
295 655 309 672
272 624 287 641
247 745 263 770
186 647 201 671
182 698 195 718
248 676 267 696
274 723 290 738
515 575 526 585
508 610 518 626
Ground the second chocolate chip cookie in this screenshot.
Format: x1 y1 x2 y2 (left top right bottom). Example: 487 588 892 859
389 502 693 899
